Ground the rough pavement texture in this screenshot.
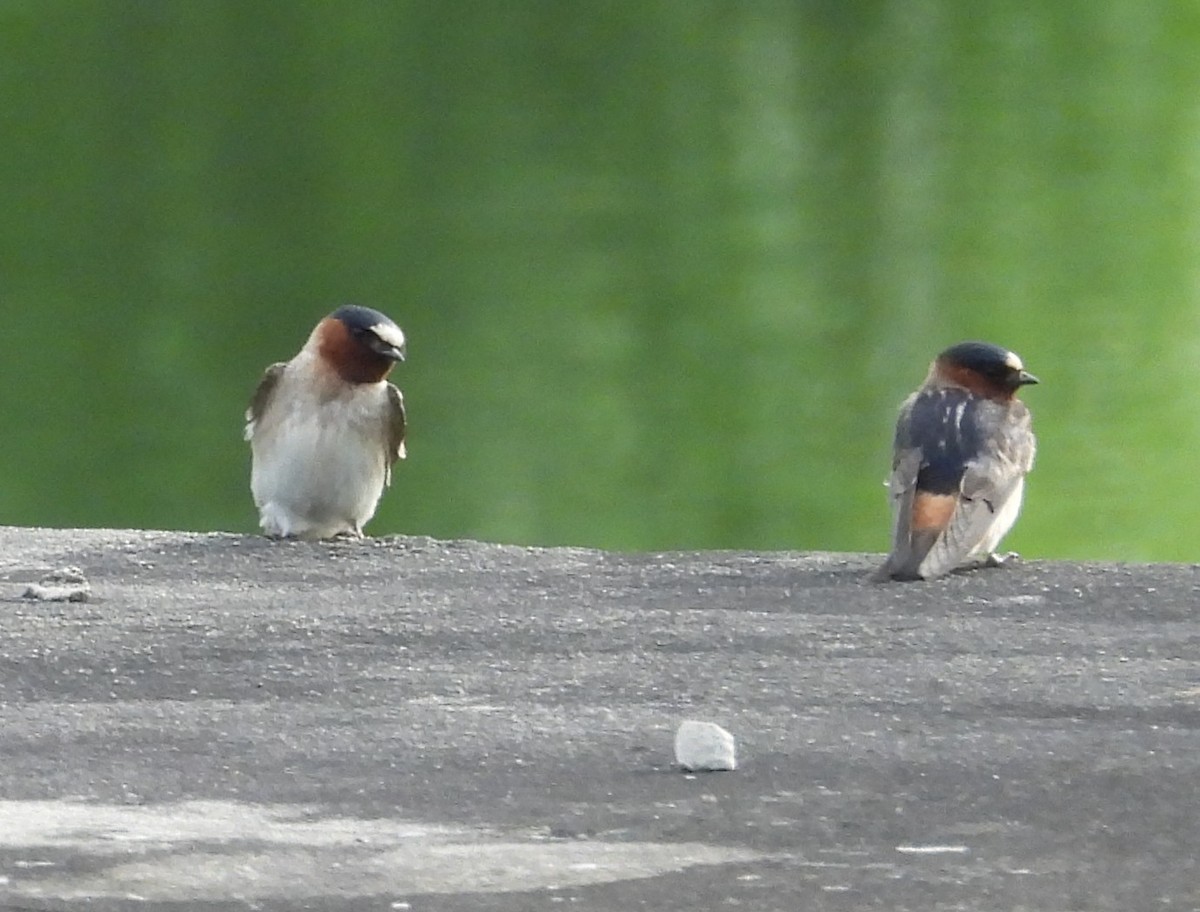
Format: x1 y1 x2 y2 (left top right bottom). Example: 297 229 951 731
0 527 1197 911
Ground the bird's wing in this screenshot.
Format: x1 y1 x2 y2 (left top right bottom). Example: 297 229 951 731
878 446 926 580
383 382 407 484
912 452 1027 580
244 363 287 441
879 393 1035 581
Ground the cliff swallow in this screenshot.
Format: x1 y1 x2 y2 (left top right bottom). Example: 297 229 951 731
876 341 1038 581
245 304 407 539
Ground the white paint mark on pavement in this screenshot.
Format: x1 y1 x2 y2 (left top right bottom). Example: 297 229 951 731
895 844 970 855
0 800 768 902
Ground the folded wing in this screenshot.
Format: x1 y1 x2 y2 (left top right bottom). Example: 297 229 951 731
384 383 407 485
245 362 287 441
882 390 1032 580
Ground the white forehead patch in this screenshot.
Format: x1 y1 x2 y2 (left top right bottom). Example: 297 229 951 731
1004 351 1024 371
371 322 406 350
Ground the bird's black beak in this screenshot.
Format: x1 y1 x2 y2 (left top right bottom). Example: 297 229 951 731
368 336 406 362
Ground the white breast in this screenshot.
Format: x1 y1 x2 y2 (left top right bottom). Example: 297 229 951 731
249 359 392 538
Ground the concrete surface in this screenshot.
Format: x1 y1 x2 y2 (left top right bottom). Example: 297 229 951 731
0 527 1197 911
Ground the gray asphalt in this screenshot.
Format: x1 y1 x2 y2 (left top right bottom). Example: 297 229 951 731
0 527 1197 911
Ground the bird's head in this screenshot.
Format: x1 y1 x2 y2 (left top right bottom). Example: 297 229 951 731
315 304 407 384
932 341 1038 399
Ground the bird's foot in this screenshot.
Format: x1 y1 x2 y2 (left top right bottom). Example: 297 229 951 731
984 550 1020 568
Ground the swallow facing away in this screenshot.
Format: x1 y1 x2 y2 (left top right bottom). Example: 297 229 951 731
876 341 1038 581
245 304 407 540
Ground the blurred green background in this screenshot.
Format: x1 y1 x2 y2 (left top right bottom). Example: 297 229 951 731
3 1 1197 561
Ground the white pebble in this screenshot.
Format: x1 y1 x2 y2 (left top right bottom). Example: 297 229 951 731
674 720 736 772
22 567 90 603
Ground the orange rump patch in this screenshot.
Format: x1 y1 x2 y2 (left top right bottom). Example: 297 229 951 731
911 493 957 531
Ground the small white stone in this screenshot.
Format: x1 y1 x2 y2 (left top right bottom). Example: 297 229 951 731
674 720 736 772
22 567 90 603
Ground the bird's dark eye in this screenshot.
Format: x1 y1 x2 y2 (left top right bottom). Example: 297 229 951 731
983 364 1009 382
